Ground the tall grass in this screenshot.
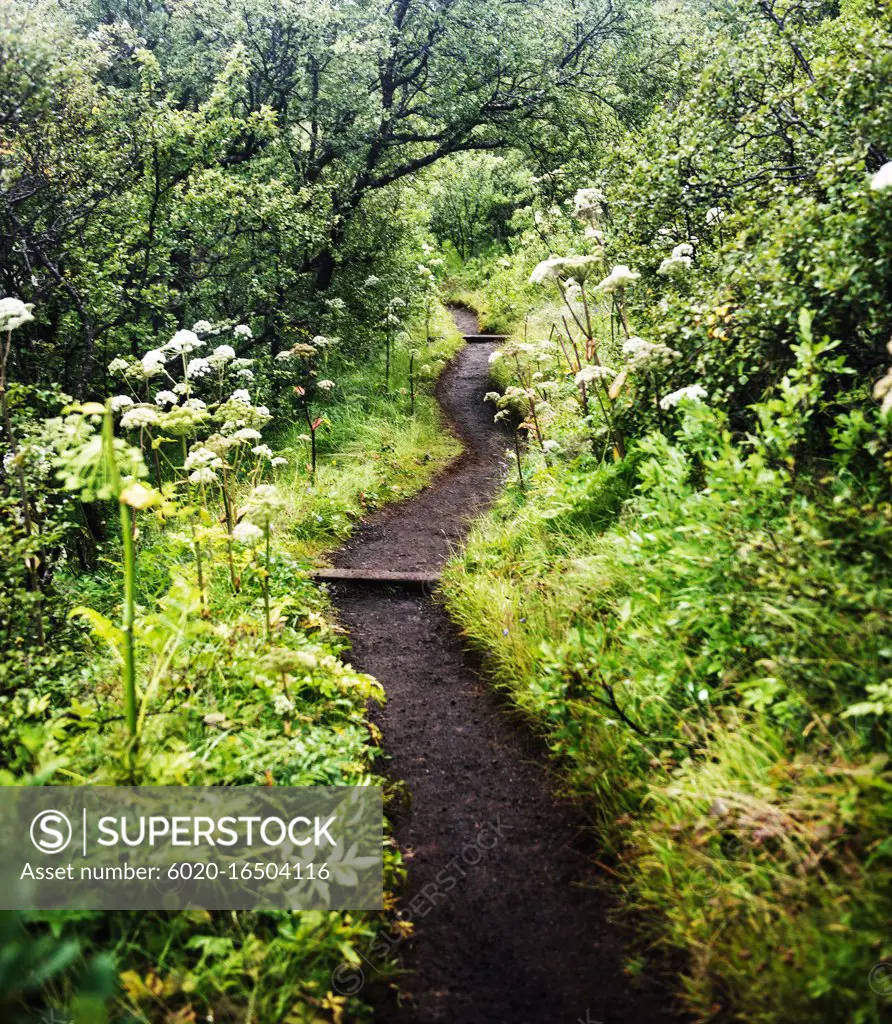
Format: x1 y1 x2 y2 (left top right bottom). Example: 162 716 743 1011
441 413 892 1023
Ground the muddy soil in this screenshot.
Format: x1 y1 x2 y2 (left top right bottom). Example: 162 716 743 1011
327 309 677 1024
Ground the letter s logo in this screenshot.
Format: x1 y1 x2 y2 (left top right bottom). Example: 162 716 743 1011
30 810 72 854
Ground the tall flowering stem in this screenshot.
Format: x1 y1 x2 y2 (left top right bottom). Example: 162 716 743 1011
530 256 639 461
409 351 416 415
294 386 320 477
263 526 272 641
238 485 283 644
102 404 138 740
512 427 526 491
220 467 239 591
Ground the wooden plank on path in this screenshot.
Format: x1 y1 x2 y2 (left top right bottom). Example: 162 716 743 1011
311 567 439 588
463 334 509 343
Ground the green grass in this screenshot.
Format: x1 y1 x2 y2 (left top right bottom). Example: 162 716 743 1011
440 400 892 1023
273 303 464 558
1 304 463 1023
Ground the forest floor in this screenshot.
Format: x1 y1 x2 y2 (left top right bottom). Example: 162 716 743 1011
327 309 677 1024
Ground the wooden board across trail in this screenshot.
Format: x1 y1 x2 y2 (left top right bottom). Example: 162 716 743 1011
462 333 509 343
311 567 439 588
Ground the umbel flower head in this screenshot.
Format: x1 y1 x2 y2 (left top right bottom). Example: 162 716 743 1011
530 254 601 285
189 467 219 485
594 265 640 294
209 344 236 367
873 339 892 415
232 521 264 545
575 365 616 385
141 349 168 378
529 256 565 284
0 297 35 332
658 245 693 279
659 384 708 409
164 329 203 355
120 405 161 429
184 445 222 471
241 484 284 528
870 162 892 191
572 187 605 222
623 336 680 370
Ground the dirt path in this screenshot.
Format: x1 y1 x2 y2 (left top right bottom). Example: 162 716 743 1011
328 309 676 1024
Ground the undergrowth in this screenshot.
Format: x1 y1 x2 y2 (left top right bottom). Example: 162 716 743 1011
0 304 462 1023
441 318 892 1023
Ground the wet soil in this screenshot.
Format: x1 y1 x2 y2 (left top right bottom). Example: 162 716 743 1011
327 308 677 1024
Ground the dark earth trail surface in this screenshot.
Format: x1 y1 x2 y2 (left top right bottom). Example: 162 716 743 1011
327 308 677 1024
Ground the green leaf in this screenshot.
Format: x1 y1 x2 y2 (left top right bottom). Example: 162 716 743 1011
69 607 124 665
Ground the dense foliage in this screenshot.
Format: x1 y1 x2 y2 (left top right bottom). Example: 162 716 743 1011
440 1 892 1021
2 0 891 1018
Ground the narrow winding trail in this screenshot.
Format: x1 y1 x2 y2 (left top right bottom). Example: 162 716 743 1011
328 309 675 1024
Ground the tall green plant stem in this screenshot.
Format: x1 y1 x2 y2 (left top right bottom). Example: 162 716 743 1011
102 405 137 739
409 351 416 415
512 428 526 491
220 468 239 591
296 387 317 478
263 527 271 641
385 328 392 389
182 438 206 609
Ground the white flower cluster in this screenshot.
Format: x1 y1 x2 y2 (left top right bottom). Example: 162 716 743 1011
241 483 284 528
658 243 694 279
595 265 640 294
183 445 222 471
208 344 236 368
622 335 680 370
0 297 35 332
529 254 601 285
189 467 219 485
273 693 295 715
659 384 708 409
186 357 213 379
870 162 892 191
575 364 617 385
120 405 161 429
572 187 605 222
872 339 892 415
232 521 264 545
141 349 168 378
165 329 203 356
